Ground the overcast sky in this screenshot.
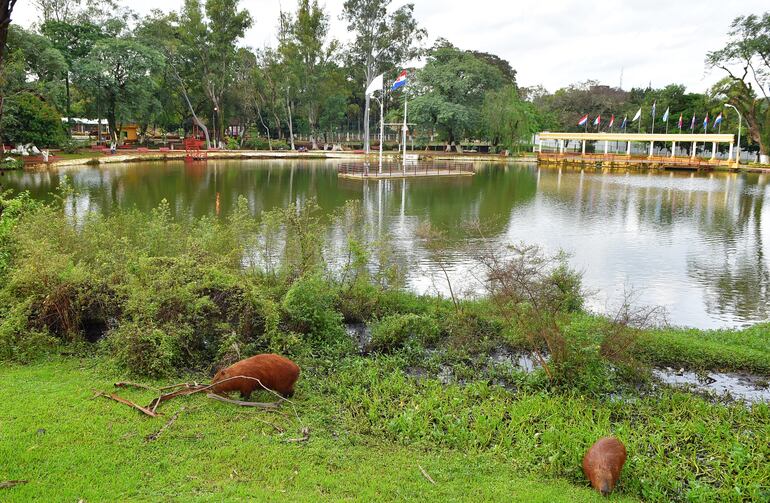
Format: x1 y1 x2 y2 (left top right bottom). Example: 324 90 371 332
12 0 767 92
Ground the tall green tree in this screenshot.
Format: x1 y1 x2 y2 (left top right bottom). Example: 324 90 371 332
177 0 252 146
73 38 163 143
342 0 425 152
481 85 538 151
280 0 340 149
410 41 507 150
40 20 103 133
708 13 770 163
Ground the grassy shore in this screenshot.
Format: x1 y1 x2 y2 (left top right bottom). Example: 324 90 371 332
1 356 768 502
1 193 769 501
0 358 627 502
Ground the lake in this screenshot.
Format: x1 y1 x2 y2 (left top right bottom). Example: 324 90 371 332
3 159 768 329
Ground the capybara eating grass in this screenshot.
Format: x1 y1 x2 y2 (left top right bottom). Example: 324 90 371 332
582 436 627 496
211 354 300 400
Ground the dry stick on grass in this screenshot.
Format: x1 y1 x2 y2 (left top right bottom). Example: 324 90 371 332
145 408 185 442
206 393 281 410
148 385 208 413
418 465 436 485
283 427 310 443
114 381 158 392
93 390 158 417
0 480 28 489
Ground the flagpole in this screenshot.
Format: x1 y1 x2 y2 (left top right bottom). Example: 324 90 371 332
402 84 407 173
379 85 384 174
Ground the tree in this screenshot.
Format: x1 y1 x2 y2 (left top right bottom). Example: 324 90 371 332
409 41 507 149
32 0 80 23
40 19 103 134
481 85 538 151
1 91 64 146
73 38 163 143
177 0 252 147
342 0 425 152
280 0 341 149
708 13 770 163
0 0 18 69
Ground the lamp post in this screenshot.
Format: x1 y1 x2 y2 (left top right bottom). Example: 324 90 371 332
371 93 384 174
724 104 741 165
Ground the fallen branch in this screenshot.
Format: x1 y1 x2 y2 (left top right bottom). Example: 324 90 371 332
114 381 157 392
283 426 310 443
418 464 436 485
206 393 281 410
145 408 185 442
94 390 157 417
147 375 289 412
0 480 28 489
147 385 208 412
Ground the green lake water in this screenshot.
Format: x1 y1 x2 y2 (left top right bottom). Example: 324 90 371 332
3 159 768 329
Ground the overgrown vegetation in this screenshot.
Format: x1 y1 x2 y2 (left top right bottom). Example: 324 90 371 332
0 191 769 501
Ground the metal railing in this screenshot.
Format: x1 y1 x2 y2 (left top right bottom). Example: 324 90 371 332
337 161 475 177
537 152 722 168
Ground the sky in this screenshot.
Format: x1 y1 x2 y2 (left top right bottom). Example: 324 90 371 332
12 0 767 92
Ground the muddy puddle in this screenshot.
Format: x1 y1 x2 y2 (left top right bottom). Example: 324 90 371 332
345 323 371 353
653 367 770 404
344 324 770 404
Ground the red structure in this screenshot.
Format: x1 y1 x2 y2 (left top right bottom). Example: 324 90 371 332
184 125 207 161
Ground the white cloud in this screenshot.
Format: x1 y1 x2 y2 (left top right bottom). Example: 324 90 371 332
11 0 767 92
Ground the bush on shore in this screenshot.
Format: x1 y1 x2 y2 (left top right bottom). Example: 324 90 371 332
0 191 767 385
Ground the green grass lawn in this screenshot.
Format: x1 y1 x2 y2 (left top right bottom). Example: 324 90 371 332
0 358 627 502
638 323 770 374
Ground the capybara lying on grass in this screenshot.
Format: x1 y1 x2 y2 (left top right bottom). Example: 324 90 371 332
583 436 627 496
211 354 300 400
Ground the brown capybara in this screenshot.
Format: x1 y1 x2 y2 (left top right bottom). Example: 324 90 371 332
211 354 300 400
582 436 627 496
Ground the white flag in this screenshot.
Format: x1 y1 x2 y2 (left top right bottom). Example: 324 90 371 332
365 73 384 96
662 107 670 122
632 107 642 122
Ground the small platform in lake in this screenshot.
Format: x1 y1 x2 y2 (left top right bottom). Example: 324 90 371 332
338 161 475 180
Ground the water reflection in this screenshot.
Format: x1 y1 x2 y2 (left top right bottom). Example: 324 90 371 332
3 160 768 329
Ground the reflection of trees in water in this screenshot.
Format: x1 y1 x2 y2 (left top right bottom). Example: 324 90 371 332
534 167 770 324
686 174 769 324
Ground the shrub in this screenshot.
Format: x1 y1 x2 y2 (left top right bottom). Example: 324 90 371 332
282 273 346 344
369 313 439 353
0 300 58 362
0 191 42 280
106 320 185 377
59 139 89 154
0 92 65 147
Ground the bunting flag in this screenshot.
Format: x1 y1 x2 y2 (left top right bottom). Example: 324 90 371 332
690 115 696 130
713 113 723 128
678 113 683 130
703 113 709 131
632 108 642 122
609 114 615 128
593 115 601 126
662 107 670 123
577 114 589 126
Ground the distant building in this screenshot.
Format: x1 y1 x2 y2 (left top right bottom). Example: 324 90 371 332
61 118 139 143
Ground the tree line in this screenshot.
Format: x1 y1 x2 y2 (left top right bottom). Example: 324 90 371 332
0 1 767 160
